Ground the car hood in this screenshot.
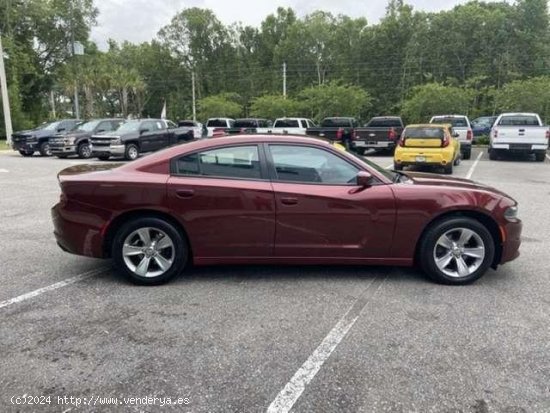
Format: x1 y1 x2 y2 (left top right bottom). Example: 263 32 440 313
402 171 513 200
55 131 92 139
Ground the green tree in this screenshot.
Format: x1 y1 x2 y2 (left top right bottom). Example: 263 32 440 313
250 95 301 119
401 83 474 123
297 82 372 121
494 76 550 123
197 94 243 120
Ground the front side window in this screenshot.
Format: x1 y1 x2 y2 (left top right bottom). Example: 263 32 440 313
176 145 261 180
269 145 359 185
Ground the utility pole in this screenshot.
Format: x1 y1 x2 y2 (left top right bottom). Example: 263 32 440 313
283 62 287 99
70 0 80 119
50 90 56 118
191 71 196 122
0 35 13 146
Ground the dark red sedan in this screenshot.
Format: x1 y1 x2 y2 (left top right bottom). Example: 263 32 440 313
52 135 522 285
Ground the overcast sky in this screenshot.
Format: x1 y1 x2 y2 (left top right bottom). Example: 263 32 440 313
91 0 482 49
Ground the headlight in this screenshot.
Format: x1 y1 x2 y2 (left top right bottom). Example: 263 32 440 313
65 136 76 144
111 138 122 145
504 205 519 221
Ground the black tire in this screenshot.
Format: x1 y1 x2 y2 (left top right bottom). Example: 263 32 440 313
38 141 52 156
454 154 461 166
355 148 366 156
443 163 453 174
462 148 471 160
418 217 495 285
18 149 34 157
534 152 546 162
393 163 403 171
488 148 498 161
97 154 111 161
77 142 92 159
56 154 69 159
124 143 139 161
112 217 189 285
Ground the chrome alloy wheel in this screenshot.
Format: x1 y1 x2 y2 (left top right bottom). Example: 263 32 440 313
127 146 138 160
122 227 175 278
433 227 486 278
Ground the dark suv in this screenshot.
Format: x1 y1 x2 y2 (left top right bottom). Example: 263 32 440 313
49 119 124 159
12 119 81 157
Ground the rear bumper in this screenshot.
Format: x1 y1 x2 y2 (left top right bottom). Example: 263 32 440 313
394 151 454 166
492 143 548 152
51 201 109 258
500 219 522 264
353 140 395 150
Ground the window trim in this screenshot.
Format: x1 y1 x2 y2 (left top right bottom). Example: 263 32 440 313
264 143 370 187
170 143 269 182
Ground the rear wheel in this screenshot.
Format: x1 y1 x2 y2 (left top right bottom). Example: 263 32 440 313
443 163 453 174
355 148 365 156
18 149 34 157
77 142 92 159
39 141 52 156
124 143 139 161
393 163 403 171
462 148 471 160
488 148 498 161
534 152 546 162
112 217 188 285
419 217 495 285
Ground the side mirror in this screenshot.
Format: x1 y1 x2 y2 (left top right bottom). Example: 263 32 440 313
140 128 150 134
356 171 374 188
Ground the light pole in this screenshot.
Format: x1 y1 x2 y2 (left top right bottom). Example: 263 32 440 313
0 34 13 146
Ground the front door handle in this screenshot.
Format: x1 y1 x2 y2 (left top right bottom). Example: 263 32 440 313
281 197 298 205
175 189 195 199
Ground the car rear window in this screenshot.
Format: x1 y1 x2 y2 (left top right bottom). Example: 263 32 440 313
178 121 196 127
206 119 229 128
403 127 445 139
176 146 261 180
234 120 258 128
498 116 540 126
320 118 354 127
431 117 468 127
367 118 402 127
274 119 299 128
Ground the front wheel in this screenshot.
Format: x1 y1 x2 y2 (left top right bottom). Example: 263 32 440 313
77 143 92 159
112 217 188 285
39 142 52 156
124 143 139 161
419 218 495 285
18 149 34 157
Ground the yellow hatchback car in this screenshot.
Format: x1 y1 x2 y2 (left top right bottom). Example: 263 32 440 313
394 124 461 174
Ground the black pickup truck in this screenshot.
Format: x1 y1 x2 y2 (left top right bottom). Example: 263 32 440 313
91 119 191 161
305 117 358 147
225 118 272 135
12 119 81 157
353 116 404 154
49 118 124 159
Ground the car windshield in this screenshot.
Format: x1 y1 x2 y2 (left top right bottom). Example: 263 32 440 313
234 119 259 128
76 120 101 132
42 121 62 131
404 127 445 139
432 117 468 127
115 120 141 132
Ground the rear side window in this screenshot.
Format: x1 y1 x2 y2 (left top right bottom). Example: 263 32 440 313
274 119 299 128
498 116 540 126
176 146 261 180
367 118 403 127
431 117 468 127
403 127 445 139
178 121 195 127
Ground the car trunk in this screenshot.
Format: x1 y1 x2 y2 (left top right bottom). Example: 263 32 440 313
403 137 443 148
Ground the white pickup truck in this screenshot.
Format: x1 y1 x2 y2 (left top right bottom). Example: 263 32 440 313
489 113 549 162
430 115 473 159
256 117 316 135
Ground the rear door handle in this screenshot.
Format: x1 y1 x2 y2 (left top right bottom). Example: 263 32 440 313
175 189 195 199
281 197 298 205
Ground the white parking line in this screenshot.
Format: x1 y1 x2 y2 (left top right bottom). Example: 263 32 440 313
465 151 483 180
267 275 387 413
0 267 108 310
0 168 9 173
546 154 550 162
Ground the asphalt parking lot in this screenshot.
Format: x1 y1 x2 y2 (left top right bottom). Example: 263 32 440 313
0 148 549 412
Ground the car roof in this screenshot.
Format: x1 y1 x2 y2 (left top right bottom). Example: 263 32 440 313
406 124 449 128
431 114 468 119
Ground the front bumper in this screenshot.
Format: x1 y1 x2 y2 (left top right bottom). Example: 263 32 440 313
500 219 522 264
12 141 38 151
92 144 125 156
50 144 77 155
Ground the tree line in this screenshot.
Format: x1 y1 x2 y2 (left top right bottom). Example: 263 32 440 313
1 0 549 136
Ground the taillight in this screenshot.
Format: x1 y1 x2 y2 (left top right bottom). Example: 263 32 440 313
441 136 450 147
466 130 472 140
336 128 343 140
546 130 549 140
399 138 405 147
352 129 357 140
493 129 498 138
388 128 396 141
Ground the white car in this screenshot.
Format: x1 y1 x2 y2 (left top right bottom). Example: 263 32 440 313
177 120 204 139
489 113 549 162
430 115 473 159
256 117 317 135
205 118 235 137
